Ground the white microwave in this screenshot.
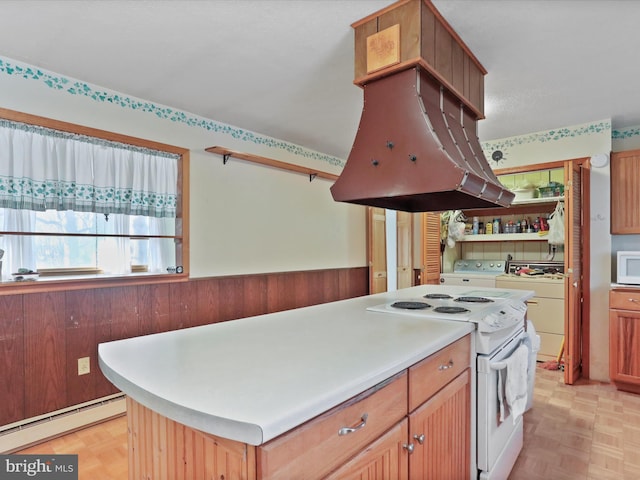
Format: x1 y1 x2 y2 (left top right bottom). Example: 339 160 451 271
617 251 640 285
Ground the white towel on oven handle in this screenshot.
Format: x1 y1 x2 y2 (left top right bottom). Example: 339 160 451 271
500 343 530 425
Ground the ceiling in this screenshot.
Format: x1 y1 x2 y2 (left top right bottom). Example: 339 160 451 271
1 0 639 160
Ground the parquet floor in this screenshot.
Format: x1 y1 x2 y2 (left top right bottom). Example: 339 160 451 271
510 367 640 479
17 366 640 479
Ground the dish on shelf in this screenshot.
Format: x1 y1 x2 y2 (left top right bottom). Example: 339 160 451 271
513 188 536 201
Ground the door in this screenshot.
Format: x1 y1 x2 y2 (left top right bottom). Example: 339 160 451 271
421 212 442 285
564 161 587 384
368 207 387 294
368 208 414 293
396 211 413 289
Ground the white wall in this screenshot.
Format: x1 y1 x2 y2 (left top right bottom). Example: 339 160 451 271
483 119 612 381
0 56 367 277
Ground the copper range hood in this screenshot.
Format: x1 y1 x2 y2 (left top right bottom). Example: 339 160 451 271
330 0 514 212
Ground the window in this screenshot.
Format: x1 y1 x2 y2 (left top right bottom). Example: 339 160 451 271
0 110 188 285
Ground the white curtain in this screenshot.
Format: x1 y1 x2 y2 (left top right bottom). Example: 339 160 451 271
1 210 35 281
98 214 131 275
0 119 179 277
0 119 179 217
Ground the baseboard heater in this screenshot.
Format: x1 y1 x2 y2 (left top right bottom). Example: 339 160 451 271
0 393 126 453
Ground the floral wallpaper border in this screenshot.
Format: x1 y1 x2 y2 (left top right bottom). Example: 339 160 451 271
612 126 640 139
0 56 346 168
4 54 639 169
481 120 612 154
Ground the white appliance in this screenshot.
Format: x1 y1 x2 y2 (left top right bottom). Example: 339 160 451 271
440 259 507 288
367 285 534 480
617 251 640 285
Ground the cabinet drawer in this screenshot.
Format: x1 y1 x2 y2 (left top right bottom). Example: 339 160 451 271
611 290 640 311
526 297 564 334
408 335 470 412
257 371 408 480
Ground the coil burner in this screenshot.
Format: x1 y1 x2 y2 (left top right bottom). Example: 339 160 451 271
390 301 431 310
423 293 453 300
455 296 494 303
433 306 470 314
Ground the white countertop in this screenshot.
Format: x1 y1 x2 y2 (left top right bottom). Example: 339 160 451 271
98 285 527 446
611 283 640 289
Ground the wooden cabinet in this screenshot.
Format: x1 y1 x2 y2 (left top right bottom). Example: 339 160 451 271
324 419 409 480
408 369 470 480
408 334 470 411
126 335 472 480
258 372 408 480
610 289 640 393
127 397 257 480
611 150 640 234
352 0 486 118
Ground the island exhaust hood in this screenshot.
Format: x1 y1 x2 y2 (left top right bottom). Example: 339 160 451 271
330 0 514 212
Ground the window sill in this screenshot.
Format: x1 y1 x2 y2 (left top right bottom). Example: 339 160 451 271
0 271 189 295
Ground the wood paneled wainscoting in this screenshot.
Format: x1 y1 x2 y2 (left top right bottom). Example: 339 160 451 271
0 267 368 441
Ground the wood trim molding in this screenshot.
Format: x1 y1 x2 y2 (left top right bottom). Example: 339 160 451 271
0 107 188 156
205 146 339 182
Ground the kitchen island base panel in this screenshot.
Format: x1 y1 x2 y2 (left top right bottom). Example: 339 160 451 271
127 397 256 480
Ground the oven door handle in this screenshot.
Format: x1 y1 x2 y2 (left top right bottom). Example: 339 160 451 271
489 360 507 370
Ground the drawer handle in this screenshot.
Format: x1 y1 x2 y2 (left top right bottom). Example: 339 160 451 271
438 360 454 371
629 298 639 303
413 433 425 445
338 413 368 436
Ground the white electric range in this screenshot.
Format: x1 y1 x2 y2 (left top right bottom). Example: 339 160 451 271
367 286 529 354
367 285 535 480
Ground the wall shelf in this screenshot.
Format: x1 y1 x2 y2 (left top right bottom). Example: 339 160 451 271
512 196 564 206
205 146 339 182
460 232 549 242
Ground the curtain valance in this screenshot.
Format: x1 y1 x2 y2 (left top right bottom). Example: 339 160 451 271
0 119 179 218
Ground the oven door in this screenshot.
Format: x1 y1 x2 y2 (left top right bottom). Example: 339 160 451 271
476 330 527 479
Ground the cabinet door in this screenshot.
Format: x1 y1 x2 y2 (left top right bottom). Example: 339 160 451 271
609 308 640 387
611 150 640 234
324 419 409 480
409 369 470 480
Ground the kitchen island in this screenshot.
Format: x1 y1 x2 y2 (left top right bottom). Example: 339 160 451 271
99 285 525 479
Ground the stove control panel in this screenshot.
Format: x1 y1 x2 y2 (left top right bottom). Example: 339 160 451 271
476 301 527 333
